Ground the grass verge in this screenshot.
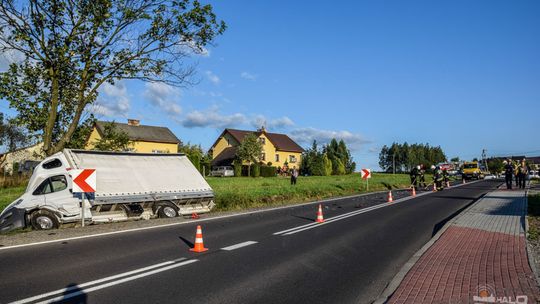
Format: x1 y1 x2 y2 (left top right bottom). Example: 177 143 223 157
207 173 413 212
528 193 540 241
0 186 27 212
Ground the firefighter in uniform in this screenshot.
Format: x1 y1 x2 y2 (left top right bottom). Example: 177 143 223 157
432 165 444 191
410 165 420 190
419 164 426 188
443 168 450 188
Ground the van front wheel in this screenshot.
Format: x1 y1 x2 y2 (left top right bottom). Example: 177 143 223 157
30 210 59 230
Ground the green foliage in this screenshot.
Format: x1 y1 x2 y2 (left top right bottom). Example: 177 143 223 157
65 116 96 149
233 162 242 177
332 159 346 175
379 142 447 173
0 112 30 152
323 154 332 176
450 157 460 162
260 166 277 177
0 0 226 155
92 122 132 152
179 143 204 172
487 158 504 174
301 139 356 176
236 133 263 176
252 163 260 177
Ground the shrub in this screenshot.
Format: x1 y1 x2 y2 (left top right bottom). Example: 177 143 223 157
252 163 260 177
234 163 242 177
260 166 277 177
332 159 346 175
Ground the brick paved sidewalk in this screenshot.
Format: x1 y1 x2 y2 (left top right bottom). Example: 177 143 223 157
388 190 540 304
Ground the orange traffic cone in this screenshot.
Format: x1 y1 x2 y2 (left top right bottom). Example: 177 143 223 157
433 183 437 192
191 213 200 219
462 178 466 184
190 225 208 252
446 181 451 188
388 191 393 203
411 187 416 197
316 204 325 223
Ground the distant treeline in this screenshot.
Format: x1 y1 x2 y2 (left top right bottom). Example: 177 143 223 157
379 142 447 173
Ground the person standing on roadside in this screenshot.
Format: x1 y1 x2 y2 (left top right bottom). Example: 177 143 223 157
504 159 513 190
513 160 520 188
410 165 419 190
290 166 298 185
518 159 528 189
419 164 426 188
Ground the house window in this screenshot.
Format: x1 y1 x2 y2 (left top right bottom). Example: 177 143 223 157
275 154 280 162
261 153 266 161
259 137 266 145
226 137 231 147
289 155 297 163
152 149 167 154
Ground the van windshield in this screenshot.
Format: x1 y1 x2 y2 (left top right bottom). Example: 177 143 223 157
463 164 478 169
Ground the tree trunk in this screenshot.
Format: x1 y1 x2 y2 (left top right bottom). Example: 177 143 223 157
43 70 59 155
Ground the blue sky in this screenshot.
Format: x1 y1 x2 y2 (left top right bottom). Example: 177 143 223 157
2 0 539 169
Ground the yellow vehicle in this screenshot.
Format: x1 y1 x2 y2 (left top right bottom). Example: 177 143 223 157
462 161 484 180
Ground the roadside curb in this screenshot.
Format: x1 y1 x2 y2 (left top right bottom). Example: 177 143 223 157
372 179 489 304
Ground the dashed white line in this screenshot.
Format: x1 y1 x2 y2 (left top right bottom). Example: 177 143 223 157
221 241 258 251
10 259 197 304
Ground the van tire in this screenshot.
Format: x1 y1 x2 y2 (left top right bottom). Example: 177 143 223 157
30 210 59 230
154 202 179 218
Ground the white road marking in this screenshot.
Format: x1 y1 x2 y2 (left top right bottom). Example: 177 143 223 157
221 241 258 251
0 180 481 251
9 259 195 304
274 181 481 236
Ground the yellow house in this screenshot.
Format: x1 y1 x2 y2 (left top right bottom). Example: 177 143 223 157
85 119 180 153
210 127 304 168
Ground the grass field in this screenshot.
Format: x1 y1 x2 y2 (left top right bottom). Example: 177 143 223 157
0 173 415 213
0 185 27 212
208 173 413 211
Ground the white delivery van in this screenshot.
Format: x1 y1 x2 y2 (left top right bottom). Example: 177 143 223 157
0 149 214 232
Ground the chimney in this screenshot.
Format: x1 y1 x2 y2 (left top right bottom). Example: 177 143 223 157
127 119 140 126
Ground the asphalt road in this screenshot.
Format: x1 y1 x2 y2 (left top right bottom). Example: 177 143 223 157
0 180 500 304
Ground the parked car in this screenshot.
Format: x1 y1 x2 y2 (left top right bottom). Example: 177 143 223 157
210 166 234 177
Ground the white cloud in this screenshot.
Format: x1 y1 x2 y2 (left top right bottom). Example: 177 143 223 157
0 49 24 71
251 115 294 130
182 106 246 128
205 70 220 85
240 71 257 81
143 82 182 115
93 82 130 117
289 127 370 150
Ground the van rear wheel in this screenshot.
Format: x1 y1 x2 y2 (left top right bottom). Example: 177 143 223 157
154 202 179 218
30 210 59 230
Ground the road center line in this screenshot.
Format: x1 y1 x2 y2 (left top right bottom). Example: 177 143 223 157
221 241 258 251
10 259 195 304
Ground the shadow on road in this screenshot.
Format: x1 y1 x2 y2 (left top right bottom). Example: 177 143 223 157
431 202 476 237
178 236 194 249
53 283 87 304
291 214 314 222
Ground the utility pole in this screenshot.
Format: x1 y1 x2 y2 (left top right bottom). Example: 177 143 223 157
482 149 489 172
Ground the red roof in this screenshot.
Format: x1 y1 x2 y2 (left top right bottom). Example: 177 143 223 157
214 129 304 153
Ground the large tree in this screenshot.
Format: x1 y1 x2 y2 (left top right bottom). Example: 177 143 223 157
0 0 226 155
